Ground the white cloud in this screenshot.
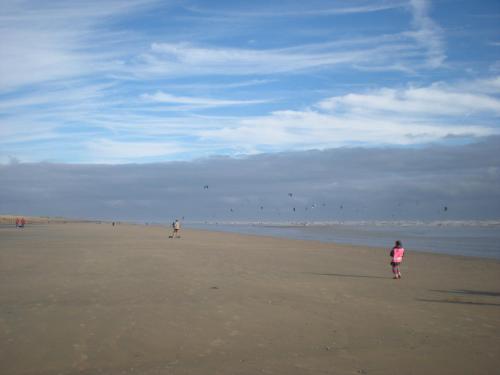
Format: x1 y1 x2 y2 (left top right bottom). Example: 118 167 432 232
0 0 160 90
1 0 157 22
145 41 365 74
0 82 114 111
196 77 500 150
407 0 446 68
3 76 499 162
489 61 500 74
86 139 185 162
164 79 275 90
0 120 61 145
141 91 268 109
132 38 426 77
462 76 500 94
0 28 85 89
317 81 500 117
186 1 406 18
132 2 446 78
0 0 446 93
198 110 496 150
303 2 407 16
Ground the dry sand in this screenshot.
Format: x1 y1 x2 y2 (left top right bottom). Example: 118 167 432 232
1 222 499 375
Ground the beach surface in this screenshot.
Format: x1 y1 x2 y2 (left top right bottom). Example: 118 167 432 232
1 222 499 375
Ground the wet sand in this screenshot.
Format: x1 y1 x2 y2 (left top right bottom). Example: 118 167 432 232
1 222 499 375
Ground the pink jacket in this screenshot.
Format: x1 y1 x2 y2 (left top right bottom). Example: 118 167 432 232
392 247 405 263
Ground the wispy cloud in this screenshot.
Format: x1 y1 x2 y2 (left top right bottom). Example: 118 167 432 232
129 1 446 78
198 110 496 152
132 38 427 77
197 77 500 151
86 139 185 163
0 0 446 90
2 75 499 163
141 91 269 109
317 82 500 117
0 81 115 111
186 1 406 18
0 0 160 90
0 0 158 22
406 0 446 68
163 79 275 91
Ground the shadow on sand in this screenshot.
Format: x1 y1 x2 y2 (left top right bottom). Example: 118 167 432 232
417 298 500 307
305 272 387 280
429 289 500 297
419 289 500 307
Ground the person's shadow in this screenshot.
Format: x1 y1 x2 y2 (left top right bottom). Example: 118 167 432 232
417 289 500 306
304 272 387 279
429 289 500 297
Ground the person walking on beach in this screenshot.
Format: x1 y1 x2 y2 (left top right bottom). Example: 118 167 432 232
390 240 405 279
170 219 181 238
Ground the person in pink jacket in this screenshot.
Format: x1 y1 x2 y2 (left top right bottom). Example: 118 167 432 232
390 240 405 279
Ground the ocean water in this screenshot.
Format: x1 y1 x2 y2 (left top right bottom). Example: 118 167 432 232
186 222 500 259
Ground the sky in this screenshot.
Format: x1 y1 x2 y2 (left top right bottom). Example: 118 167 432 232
1 0 500 221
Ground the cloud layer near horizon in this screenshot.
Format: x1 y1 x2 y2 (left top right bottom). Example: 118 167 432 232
2 138 500 221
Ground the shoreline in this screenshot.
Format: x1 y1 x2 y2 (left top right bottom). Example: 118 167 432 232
188 219 500 227
186 225 500 263
186 222 500 260
3 214 500 226
3 216 500 260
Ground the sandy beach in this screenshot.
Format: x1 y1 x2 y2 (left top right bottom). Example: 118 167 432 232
1 222 499 375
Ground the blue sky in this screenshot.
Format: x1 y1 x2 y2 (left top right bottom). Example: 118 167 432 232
1 0 500 164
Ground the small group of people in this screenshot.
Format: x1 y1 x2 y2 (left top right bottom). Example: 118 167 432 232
15 217 26 228
169 219 181 238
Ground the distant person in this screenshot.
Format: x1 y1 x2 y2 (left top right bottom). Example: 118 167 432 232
169 221 174 238
390 240 405 279
15 217 20 228
170 219 181 238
